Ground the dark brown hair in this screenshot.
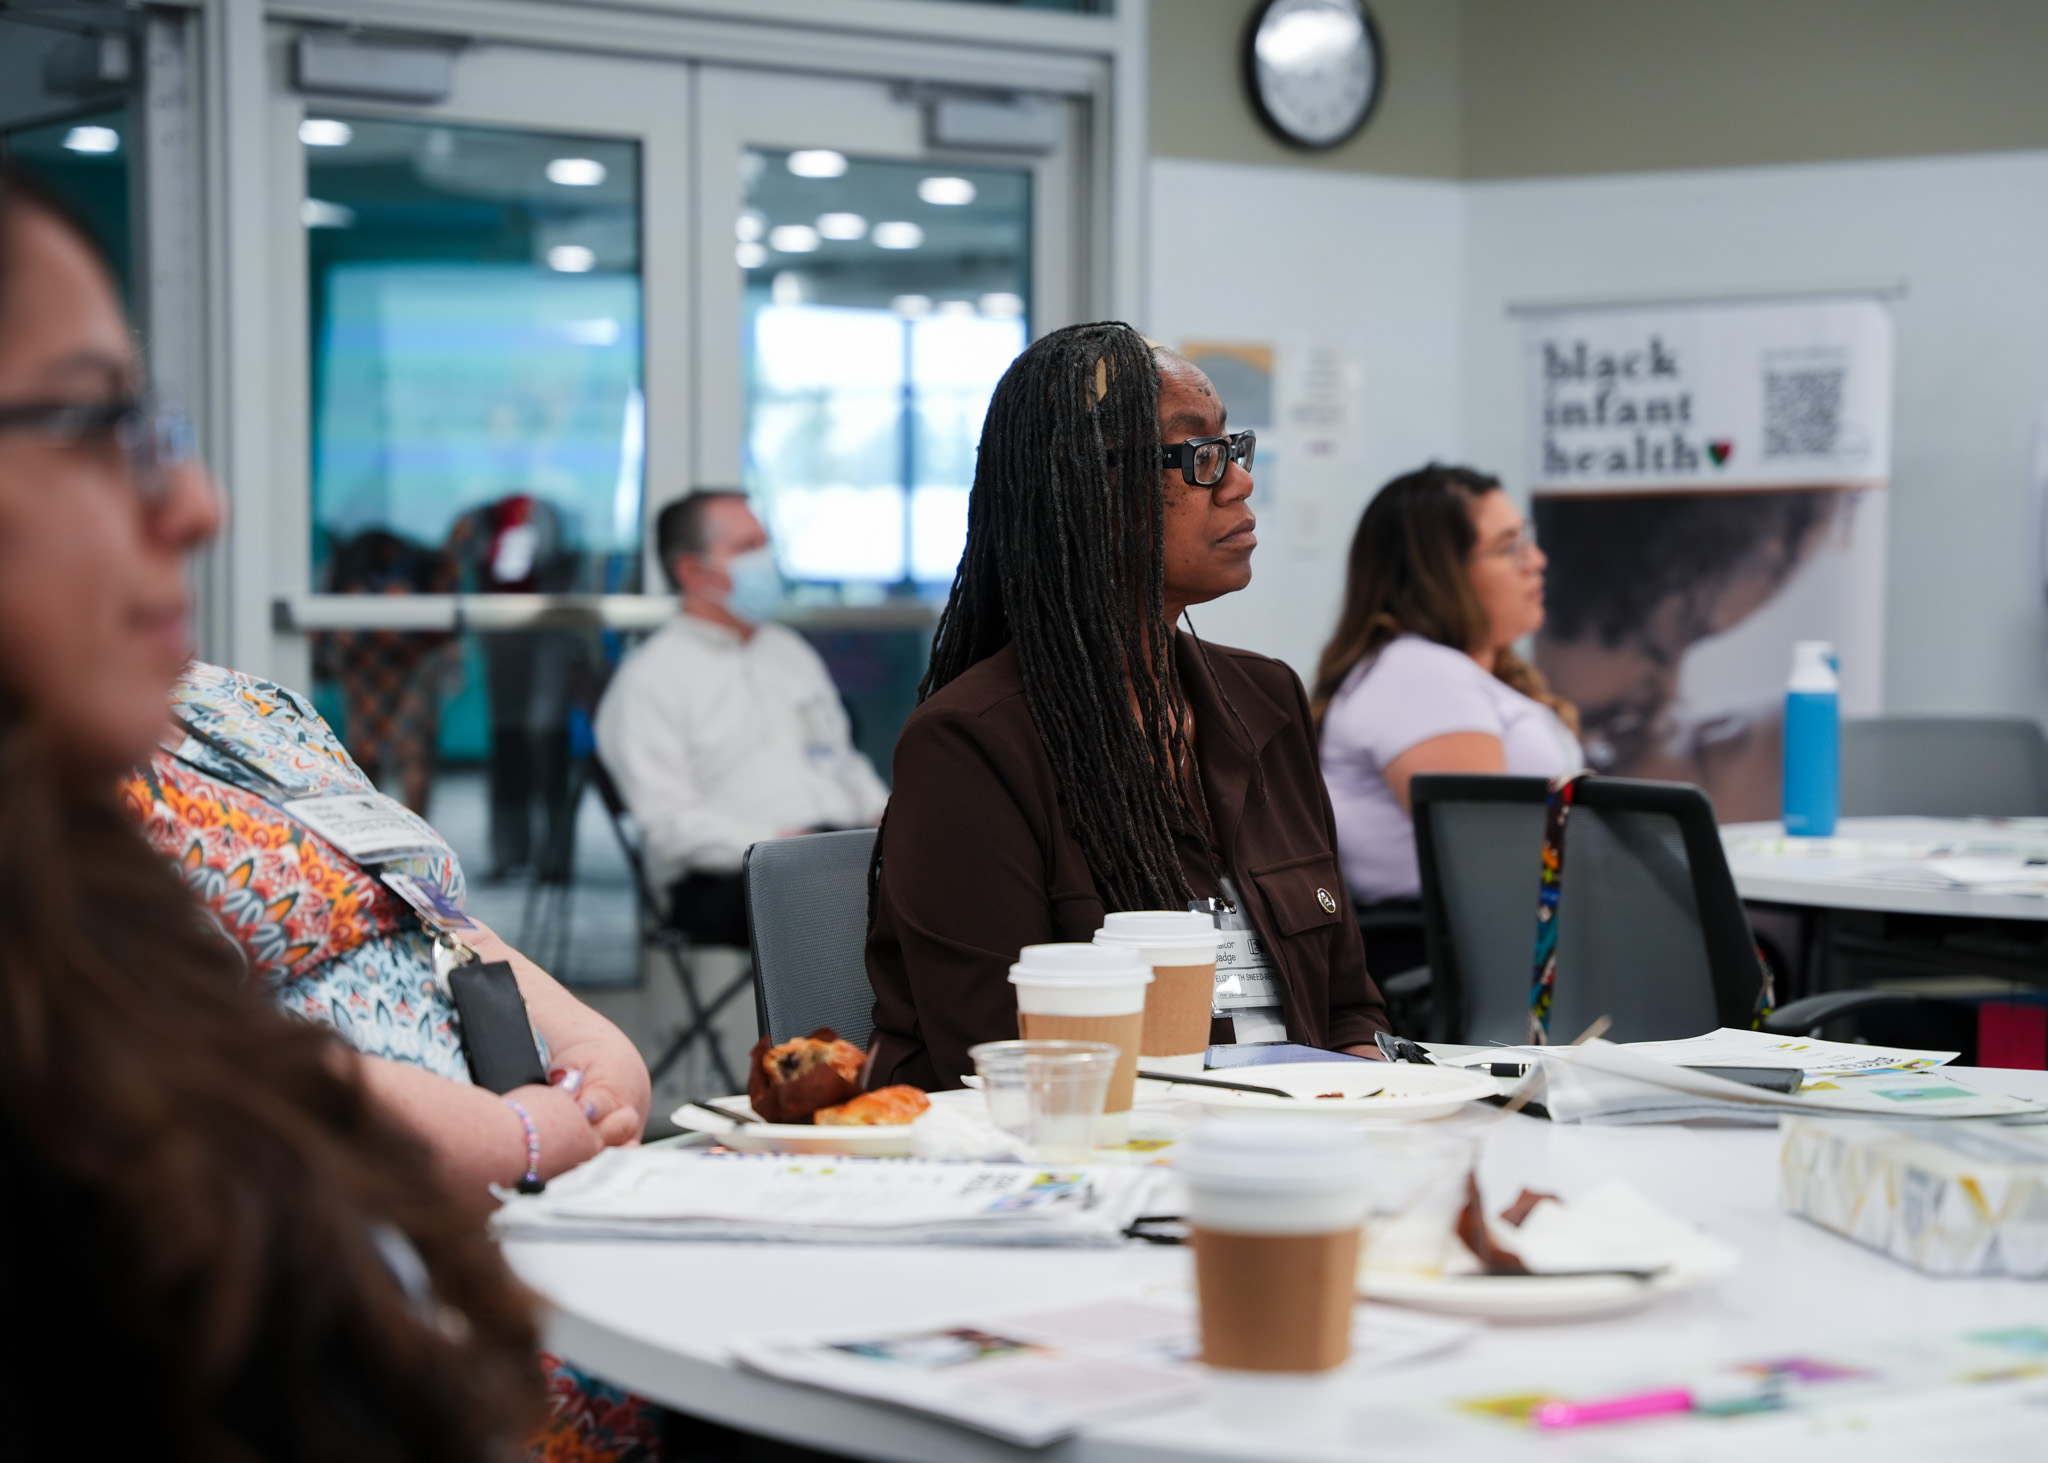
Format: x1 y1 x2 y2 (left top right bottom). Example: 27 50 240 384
0 162 541 1462
1311 464 1578 734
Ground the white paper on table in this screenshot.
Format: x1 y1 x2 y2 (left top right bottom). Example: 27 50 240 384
730 1295 1474 1448
1507 1181 1739 1276
1850 856 2048 893
1622 1027 1958 1076
492 1148 1168 1246
1516 1040 2038 1124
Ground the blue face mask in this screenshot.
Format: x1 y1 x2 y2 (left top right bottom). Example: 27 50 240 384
722 546 785 624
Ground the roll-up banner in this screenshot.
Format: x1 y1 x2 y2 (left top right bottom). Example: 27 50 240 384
1522 296 1893 822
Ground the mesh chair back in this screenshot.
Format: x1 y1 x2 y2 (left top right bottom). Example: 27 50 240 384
744 829 880 1050
1841 717 2048 817
1413 775 1759 1045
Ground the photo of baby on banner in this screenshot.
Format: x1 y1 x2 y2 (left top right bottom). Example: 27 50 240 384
1520 296 1894 822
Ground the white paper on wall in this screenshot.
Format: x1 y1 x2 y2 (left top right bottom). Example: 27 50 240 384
1519 295 1895 823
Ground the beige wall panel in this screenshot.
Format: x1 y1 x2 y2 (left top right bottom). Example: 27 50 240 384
1150 0 1463 177
1463 0 2048 179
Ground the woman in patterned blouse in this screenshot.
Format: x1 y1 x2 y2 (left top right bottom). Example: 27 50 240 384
121 660 652 1202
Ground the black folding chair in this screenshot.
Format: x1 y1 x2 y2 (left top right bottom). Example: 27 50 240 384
1411 774 1908 1045
587 758 753 1093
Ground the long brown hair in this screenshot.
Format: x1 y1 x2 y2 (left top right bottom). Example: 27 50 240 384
0 167 540 1461
1310 464 1577 734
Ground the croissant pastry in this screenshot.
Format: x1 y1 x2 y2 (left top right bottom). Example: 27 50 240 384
814 1086 931 1127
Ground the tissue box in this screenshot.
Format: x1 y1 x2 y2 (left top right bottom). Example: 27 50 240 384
1780 1118 2048 1276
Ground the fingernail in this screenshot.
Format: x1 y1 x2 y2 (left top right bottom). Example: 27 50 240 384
583 1101 600 1122
559 1069 585 1095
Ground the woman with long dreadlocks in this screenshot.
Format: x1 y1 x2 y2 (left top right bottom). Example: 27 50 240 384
866 322 1389 1090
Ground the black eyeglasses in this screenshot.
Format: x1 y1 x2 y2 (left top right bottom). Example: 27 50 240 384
0 395 197 504
1149 429 1256 487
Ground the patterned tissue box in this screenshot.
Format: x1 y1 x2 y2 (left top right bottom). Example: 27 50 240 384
1780 1117 2048 1276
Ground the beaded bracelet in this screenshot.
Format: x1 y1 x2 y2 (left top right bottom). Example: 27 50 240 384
501 1096 545 1194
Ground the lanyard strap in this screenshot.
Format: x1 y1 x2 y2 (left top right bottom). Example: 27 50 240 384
1528 771 1590 1045
1522 772 1778 1039
165 713 297 800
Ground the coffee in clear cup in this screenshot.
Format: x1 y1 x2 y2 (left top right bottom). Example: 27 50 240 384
1093 910 1218 1077
1008 944 1152 1147
1178 1118 1372 1373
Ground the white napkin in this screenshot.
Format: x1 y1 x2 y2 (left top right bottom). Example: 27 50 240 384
1502 1180 1738 1275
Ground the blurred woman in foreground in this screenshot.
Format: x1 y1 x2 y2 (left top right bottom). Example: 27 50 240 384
0 163 540 1458
1313 464 1583 980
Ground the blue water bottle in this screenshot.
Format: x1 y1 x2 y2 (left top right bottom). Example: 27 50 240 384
1782 640 1839 837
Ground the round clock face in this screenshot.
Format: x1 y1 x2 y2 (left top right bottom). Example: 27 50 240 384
1245 0 1382 150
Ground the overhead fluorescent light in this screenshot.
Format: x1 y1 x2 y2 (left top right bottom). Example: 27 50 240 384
546 157 606 187
786 149 848 179
872 221 924 250
816 212 868 241
63 125 120 155
298 118 353 147
768 224 821 253
547 244 597 273
918 176 976 206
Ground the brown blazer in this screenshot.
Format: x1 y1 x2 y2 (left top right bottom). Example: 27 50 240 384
866 634 1389 1090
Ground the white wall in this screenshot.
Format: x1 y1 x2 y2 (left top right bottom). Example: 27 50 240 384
1145 158 1467 680
1149 149 2048 724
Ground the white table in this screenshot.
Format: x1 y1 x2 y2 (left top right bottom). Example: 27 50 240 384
506 1068 2048 1463
1723 816 2048 921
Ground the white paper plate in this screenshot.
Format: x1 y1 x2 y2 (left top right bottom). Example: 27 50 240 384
1359 1250 1732 1321
670 1096 923 1155
1141 1062 1495 1120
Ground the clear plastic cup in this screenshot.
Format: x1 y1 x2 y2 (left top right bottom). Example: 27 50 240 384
968 1040 1120 1162
1355 1128 1484 1276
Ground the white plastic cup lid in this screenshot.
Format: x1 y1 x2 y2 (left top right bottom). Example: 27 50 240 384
1177 1117 1373 1195
1094 910 1220 958
1009 942 1153 986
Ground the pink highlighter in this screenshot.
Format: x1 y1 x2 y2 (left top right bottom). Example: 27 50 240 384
1530 1388 1694 1430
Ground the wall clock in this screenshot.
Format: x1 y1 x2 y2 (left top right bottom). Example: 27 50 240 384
1243 0 1383 151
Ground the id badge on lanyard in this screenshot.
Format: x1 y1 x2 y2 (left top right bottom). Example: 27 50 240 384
1189 875 1282 1015
282 793 442 865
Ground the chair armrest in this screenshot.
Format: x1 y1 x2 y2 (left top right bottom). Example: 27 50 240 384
1760 990 1917 1036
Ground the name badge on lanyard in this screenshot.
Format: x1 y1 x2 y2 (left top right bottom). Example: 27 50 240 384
283 793 439 865
1192 875 1282 1014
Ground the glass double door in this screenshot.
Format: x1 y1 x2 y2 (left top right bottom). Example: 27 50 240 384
273 36 1083 981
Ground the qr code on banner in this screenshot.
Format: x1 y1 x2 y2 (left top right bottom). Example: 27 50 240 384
1764 367 1845 456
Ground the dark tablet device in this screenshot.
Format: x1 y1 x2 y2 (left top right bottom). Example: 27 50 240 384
448 960 547 1093
1683 1064 1803 1094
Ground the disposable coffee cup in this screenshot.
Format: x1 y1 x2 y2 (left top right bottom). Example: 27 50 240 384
1009 944 1152 1147
1178 1118 1372 1374
1094 910 1219 1077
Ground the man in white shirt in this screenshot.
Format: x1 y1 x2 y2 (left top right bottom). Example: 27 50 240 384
595 491 889 945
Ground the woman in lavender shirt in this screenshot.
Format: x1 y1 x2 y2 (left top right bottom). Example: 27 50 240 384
1312 465 1583 983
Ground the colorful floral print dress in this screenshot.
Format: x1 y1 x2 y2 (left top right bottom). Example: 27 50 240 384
121 661 474 1082
122 662 661 1463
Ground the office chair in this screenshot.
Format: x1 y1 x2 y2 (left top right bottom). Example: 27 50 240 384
588 758 753 1093
1841 717 2048 818
743 829 880 1051
1411 774 1905 1045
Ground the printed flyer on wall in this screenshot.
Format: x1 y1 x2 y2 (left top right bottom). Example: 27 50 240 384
1520 296 1894 822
